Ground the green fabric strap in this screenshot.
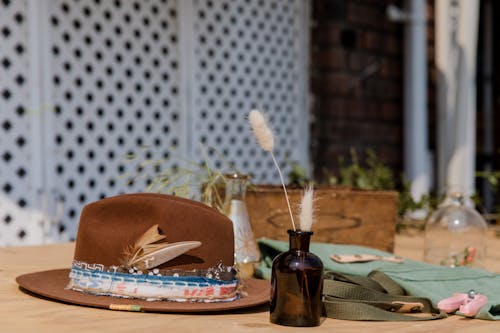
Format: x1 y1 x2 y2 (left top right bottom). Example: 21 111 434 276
325 271 386 293
323 271 447 321
368 270 406 296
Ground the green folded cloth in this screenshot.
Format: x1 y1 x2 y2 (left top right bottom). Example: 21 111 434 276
256 238 500 320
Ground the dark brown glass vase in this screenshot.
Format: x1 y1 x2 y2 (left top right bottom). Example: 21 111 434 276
270 229 324 327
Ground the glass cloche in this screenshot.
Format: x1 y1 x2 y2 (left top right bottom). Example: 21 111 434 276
424 192 488 267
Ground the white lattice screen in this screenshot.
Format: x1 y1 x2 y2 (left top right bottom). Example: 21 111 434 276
0 0 46 246
0 0 309 246
191 0 308 182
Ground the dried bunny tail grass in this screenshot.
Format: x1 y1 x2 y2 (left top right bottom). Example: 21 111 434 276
299 184 315 232
270 154 296 231
249 109 274 152
248 109 296 231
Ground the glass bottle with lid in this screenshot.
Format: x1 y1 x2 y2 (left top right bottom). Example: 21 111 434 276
223 173 260 278
424 192 488 267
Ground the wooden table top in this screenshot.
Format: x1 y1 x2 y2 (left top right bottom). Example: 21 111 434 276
2 231 499 332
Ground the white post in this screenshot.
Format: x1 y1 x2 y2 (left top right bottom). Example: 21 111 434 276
387 0 430 203
435 0 452 195
445 0 479 199
436 0 479 202
403 0 430 201
28 0 48 244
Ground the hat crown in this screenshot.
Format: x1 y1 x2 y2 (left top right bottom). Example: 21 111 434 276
73 193 234 270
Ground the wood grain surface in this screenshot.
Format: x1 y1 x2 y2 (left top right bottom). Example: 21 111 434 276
2 231 500 332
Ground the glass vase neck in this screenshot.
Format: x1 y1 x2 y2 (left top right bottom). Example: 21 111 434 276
224 173 249 201
288 229 313 251
443 192 465 207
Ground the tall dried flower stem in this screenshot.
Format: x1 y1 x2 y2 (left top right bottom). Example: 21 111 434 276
271 153 296 231
248 109 296 231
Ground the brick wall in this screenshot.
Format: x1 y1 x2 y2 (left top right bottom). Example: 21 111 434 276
310 0 437 186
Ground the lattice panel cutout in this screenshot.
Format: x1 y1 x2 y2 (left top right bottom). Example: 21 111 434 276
191 0 304 183
0 0 308 244
46 0 183 237
0 0 45 246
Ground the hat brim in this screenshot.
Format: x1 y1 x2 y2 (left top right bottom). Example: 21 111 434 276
16 269 270 312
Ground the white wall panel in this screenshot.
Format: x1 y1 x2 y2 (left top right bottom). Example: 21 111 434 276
0 0 309 245
190 0 308 182
44 0 184 237
0 0 46 245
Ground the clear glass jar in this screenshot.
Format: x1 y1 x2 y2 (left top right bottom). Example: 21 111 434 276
223 173 260 278
424 193 488 267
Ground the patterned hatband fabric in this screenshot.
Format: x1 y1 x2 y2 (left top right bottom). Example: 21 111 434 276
67 261 240 302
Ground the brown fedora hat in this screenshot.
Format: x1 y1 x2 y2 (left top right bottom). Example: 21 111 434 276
16 193 269 312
